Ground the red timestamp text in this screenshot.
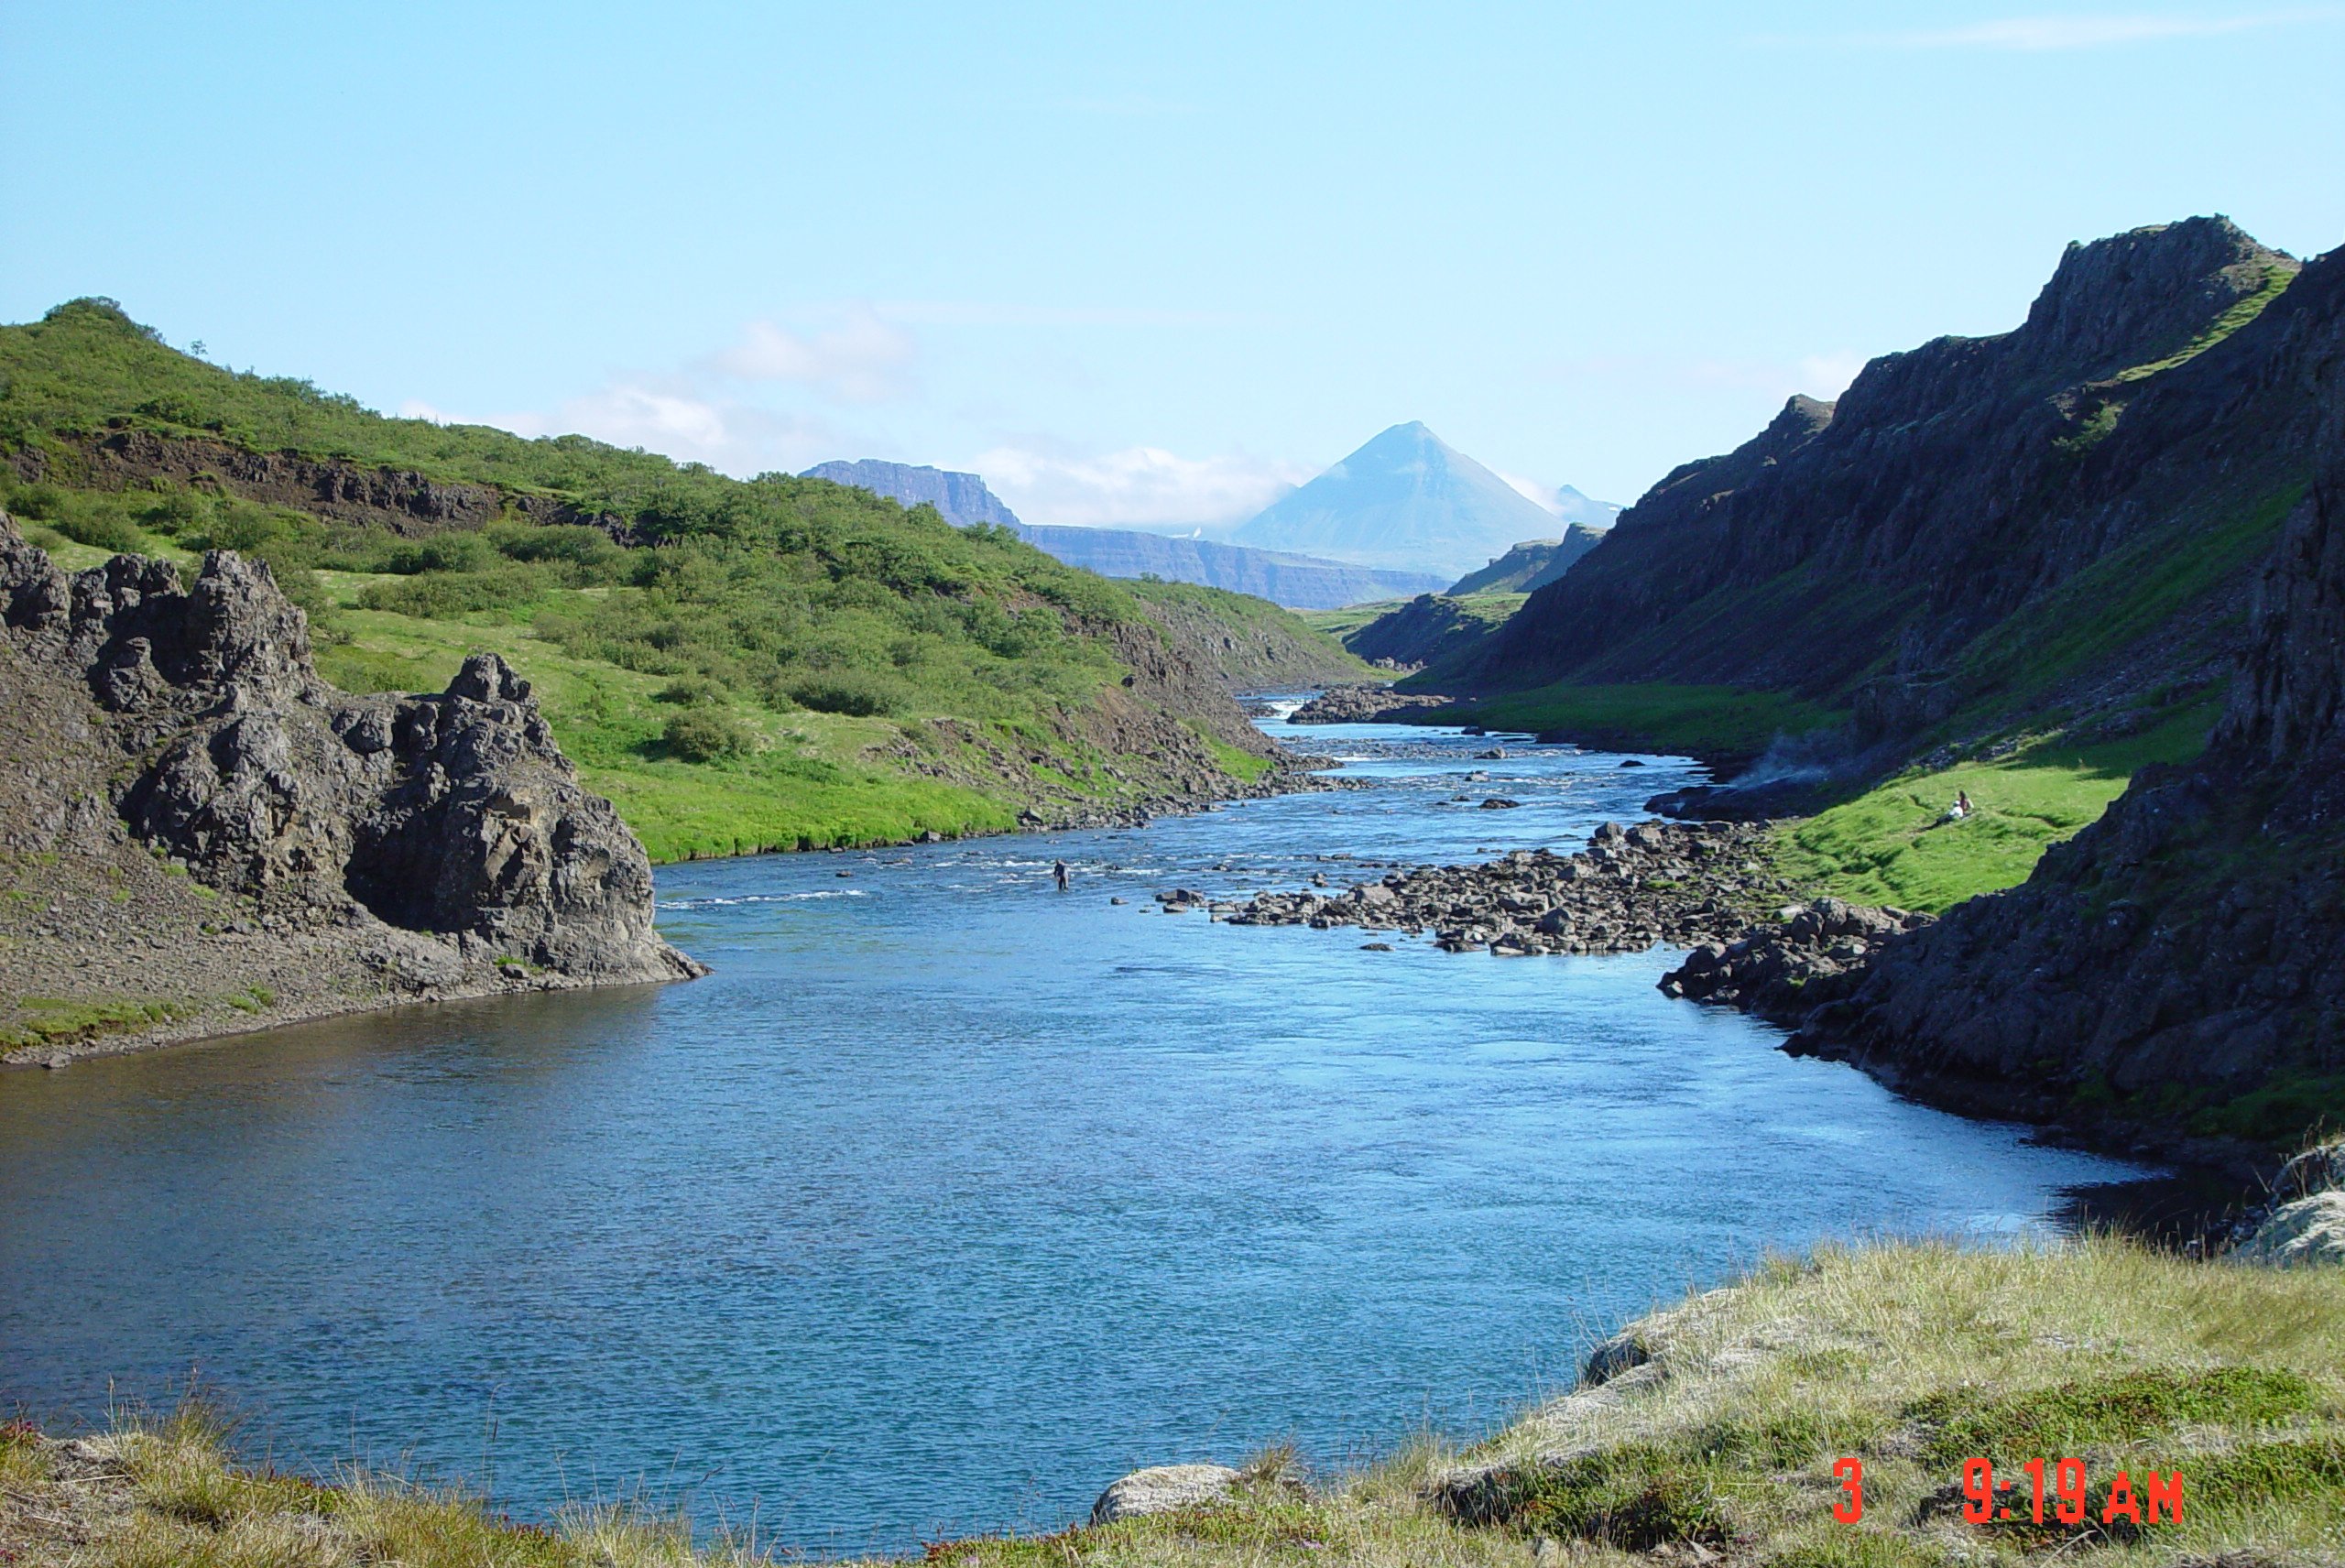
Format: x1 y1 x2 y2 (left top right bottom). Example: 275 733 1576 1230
1828 1457 2183 1525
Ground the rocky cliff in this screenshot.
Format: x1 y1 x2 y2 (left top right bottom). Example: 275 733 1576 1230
1456 219 2310 752
1120 579 1370 690
800 459 1024 530
1712 241 2345 1146
17 428 617 537
0 516 701 1063
1014 524 1446 610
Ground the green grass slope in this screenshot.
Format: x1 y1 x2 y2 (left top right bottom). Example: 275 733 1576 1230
1341 592 1527 670
1776 702 2220 912
0 299 1282 858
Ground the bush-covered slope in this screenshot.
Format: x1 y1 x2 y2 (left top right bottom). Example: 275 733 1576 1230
0 300 1293 857
1119 578 1372 689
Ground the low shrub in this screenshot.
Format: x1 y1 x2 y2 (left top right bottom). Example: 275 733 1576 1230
661 709 753 762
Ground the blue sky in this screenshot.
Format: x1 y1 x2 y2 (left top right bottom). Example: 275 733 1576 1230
4 2 2339 528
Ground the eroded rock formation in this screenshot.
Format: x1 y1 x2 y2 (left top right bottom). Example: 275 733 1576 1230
0 517 699 1061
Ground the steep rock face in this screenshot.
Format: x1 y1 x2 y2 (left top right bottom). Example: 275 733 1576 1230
1118 585 1367 690
1787 268 2345 1122
1013 524 1445 610
1466 219 2306 733
0 516 700 1006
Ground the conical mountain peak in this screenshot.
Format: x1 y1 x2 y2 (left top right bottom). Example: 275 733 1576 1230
1230 424 1586 579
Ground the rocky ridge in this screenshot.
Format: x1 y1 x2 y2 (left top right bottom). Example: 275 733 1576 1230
0 515 701 1065
1446 219 2311 755
1339 592 1522 671
1181 820 1796 955
1727 246 2345 1150
18 428 624 539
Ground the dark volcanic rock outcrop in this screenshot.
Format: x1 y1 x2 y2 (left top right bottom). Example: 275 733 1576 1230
1450 219 2309 749
0 517 699 1061
1661 898 1933 1016
1737 247 2345 1138
1285 685 1457 724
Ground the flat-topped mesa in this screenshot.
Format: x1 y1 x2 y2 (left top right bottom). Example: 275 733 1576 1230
0 514 701 1028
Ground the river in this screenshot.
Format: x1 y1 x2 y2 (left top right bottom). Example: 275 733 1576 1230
0 711 2143 1553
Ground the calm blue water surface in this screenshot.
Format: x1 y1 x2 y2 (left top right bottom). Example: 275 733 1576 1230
0 714 2141 1553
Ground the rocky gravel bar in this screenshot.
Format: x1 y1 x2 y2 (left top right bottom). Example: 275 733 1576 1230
1660 897 1936 1012
1283 685 1456 724
1163 819 1800 955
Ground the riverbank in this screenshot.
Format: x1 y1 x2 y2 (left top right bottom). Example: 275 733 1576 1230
8 1231 2340 1567
0 513 1336 1069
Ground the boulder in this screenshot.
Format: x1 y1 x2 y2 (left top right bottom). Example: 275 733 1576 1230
2274 1138 2345 1202
1089 1464 1242 1524
2233 1192 2345 1267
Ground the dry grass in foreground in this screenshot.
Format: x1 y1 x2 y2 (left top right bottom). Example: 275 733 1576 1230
3 1238 2340 1567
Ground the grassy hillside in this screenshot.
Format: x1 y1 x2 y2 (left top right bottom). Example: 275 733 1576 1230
10 1236 2340 1567
1341 592 1527 670
1121 577 1372 689
0 299 1288 857
1299 597 1410 642
1775 701 2220 912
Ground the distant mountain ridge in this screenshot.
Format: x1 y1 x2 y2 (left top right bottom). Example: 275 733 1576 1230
1226 421 1574 580
802 457 1445 608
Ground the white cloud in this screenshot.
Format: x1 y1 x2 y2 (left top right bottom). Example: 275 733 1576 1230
1493 470 1567 517
400 381 845 476
1874 9 2338 49
974 443 1311 530
710 305 915 403
878 301 1244 328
